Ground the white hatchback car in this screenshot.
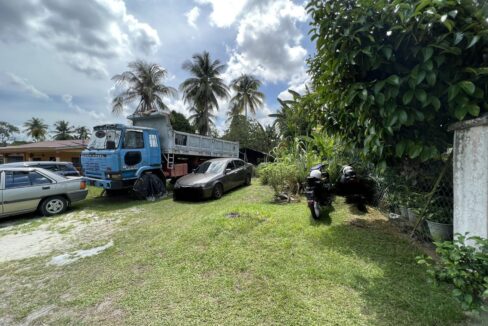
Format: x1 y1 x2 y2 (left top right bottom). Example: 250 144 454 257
0 167 88 218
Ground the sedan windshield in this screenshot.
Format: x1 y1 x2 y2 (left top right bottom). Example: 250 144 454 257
195 161 226 174
88 129 121 150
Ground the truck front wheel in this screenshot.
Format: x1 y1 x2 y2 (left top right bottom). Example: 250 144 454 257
133 174 166 200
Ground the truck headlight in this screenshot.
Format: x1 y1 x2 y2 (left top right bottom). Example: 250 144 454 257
106 173 122 180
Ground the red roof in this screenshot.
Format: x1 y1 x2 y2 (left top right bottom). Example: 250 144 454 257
0 140 87 153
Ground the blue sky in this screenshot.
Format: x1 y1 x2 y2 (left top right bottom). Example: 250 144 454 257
0 0 313 140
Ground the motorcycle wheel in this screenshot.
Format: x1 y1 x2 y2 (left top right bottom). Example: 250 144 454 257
310 201 321 219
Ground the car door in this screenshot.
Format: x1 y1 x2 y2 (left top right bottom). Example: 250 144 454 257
0 171 4 217
232 160 247 185
3 170 54 215
222 161 238 190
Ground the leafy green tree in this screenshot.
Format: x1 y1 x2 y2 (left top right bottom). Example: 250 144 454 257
229 74 265 120
23 117 48 142
180 51 229 135
223 115 278 153
169 110 195 133
112 60 177 115
0 121 19 146
53 120 75 140
75 126 91 140
307 0 488 166
269 90 314 141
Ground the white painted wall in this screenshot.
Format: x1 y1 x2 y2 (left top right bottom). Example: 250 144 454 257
452 116 488 240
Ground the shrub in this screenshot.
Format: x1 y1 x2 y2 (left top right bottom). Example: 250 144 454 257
264 162 301 197
256 163 271 185
417 234 488 312
307 0 488 165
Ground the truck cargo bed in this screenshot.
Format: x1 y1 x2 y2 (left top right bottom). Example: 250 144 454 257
168 131 238 157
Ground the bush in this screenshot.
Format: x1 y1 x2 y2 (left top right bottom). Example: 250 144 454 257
256 163 271 185
417 234 488 312
261 162 301 197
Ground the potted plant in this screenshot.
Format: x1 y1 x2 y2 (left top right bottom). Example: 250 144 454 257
425 206 453 242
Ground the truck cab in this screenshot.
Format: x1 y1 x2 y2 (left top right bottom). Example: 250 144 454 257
81 124 162 190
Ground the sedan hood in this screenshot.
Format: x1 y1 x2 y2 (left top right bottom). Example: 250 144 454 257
177 173 219 186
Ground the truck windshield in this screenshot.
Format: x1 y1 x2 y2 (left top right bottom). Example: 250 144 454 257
195 161 226 174
88 129 121 150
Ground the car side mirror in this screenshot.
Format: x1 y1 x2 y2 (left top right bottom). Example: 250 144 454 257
225 168 231 174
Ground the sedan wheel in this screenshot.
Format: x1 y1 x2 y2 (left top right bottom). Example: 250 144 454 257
212 184 223 200
40 196 68 216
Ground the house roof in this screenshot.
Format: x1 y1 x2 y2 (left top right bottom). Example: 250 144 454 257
0 139 87 153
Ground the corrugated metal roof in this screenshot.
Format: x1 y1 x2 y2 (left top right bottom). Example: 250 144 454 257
0 140 87 152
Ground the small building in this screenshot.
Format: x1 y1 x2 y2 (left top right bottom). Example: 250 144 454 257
239 147 274 165
0 140 87 167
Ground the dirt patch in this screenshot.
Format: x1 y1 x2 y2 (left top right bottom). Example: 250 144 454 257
0 208 126 263
0 230 65 262
50 240 114 266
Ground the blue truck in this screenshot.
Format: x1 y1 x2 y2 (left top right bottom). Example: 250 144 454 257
81 112 239 194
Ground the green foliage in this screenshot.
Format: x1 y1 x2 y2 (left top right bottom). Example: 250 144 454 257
53 120 75 140
417 234 488 312
180 51 230 135
223 115 278 154
23 117 48 142
307 0 488 164
229 74 265 119
74 126 91 140
170 110 195 133
261 162 302 196
112 60 177 115
270 90 316 141
0 121 19 145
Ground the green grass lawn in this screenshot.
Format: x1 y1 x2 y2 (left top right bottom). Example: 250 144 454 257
0 183 464 325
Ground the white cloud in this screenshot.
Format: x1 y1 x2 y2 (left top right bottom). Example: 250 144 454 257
222 0 308 83
0 0 160 79
196 0 247 28
62 93 106 121
4 72 50 100
277 68 311 101
185 6 201 29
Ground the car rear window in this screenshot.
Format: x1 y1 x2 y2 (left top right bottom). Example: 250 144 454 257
5 171 31 189
4 171 53 189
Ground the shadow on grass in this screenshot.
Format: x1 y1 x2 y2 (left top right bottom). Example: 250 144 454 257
316 217 464 325
310 205 334 226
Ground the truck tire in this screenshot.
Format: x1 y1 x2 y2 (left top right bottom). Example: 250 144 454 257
133 174 166 200
212 183 223 200
40 196 68 216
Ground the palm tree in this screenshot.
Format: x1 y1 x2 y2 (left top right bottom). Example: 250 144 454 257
180 51 229 135
112 60 177 115
229 74 265 120
23 117 48 142
52 120 75 140
75 126 91 140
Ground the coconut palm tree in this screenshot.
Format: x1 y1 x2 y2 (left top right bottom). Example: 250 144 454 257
23 117 48 142
52 120 75 140
180 51 229 135
75 126 91 140
112 60 177 115
229 74 265 120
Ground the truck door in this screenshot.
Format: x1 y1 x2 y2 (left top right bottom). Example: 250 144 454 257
148 133 161 167
121 129 147 178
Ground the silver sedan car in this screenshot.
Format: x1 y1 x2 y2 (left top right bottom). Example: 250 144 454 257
0 166 88 218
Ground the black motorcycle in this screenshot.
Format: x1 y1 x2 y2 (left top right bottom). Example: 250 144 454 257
305 163 334 219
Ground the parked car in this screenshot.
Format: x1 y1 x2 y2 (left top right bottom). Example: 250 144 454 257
1 161 80 177
0 166 88 218
173 158 252 200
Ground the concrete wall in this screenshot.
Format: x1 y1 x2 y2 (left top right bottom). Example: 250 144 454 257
451 115 488 240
